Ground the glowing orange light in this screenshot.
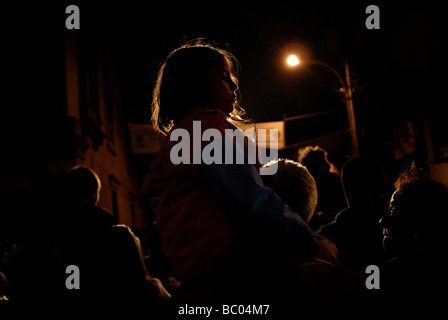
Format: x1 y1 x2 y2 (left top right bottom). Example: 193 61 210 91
286 54 300 66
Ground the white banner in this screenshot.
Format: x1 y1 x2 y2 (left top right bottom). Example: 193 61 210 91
237 121 285 149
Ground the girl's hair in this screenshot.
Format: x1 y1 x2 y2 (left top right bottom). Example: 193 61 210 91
151 39 245 135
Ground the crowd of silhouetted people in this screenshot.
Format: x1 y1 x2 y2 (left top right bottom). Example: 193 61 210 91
0 166 173 302
1 148 447 303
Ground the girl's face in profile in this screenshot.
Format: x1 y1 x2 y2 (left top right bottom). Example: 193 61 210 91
203 57 238 114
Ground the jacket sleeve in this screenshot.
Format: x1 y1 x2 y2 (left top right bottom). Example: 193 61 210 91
199 136 317 253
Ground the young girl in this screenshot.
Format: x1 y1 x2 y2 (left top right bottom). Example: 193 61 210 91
141 40 316 297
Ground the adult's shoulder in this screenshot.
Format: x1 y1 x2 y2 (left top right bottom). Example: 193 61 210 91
90 205 117 226
67 202 116 226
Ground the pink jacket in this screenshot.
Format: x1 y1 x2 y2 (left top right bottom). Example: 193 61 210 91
142 110 315 280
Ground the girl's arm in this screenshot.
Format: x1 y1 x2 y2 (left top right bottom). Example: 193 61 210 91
199 137 317 253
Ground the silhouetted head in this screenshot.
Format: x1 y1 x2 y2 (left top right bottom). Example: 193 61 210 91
297 145 332 175
65 166 101 205
100 224 148 283
84 224 154 299
341 156 386 207
263 159 318 223
380 169 448 258
152 39 244 135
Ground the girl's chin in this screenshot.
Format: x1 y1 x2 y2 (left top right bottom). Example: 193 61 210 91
223 104 235 114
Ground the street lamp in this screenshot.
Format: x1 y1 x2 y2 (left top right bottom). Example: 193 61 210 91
286 55 359 157
286 54 300 66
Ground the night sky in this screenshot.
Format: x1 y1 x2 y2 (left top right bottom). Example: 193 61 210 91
87 0 447 121
4 0 447 147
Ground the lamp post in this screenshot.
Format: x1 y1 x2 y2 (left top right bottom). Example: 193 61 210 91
286 55 359 157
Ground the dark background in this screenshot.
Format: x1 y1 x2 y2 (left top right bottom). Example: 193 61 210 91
5 0 447 149
6 0 447 121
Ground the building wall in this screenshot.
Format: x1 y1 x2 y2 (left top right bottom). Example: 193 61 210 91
64 29 147 229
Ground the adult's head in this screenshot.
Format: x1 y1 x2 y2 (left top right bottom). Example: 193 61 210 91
297 145 332 175
64 166 101 205
380 170 448 258
263 159 318 223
